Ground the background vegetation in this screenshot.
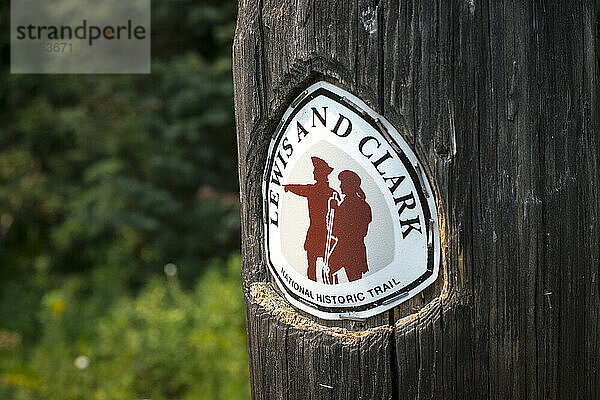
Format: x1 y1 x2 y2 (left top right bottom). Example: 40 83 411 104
0 0 248 399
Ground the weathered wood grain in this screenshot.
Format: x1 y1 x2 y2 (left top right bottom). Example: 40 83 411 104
233 0 599 398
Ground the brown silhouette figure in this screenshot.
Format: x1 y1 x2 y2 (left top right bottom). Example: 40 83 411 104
328 170 372 282
284 157 337 281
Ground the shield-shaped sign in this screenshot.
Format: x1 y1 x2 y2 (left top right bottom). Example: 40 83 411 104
263 81 441 320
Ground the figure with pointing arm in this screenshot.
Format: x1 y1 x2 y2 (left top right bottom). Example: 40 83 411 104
284 157 338 282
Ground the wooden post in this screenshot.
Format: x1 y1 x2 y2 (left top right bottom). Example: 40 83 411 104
233 1 599 398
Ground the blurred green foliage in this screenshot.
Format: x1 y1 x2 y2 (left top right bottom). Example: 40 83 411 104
0 0 248 399
0 256 248 400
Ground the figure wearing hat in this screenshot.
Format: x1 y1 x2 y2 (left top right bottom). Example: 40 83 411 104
328 170 372 282
284 157 338 282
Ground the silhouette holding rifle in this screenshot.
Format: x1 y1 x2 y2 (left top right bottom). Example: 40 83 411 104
284 157 338 282
285 159 372 284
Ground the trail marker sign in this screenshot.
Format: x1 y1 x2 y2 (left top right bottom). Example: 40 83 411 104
263 82 440 320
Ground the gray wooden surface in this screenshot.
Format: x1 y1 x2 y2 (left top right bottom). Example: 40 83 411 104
233 1 600 398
